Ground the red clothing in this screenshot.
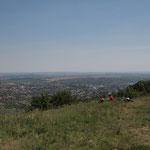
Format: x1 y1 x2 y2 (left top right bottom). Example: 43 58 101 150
109 95 114 101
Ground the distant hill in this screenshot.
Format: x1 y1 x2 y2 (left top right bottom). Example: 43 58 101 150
116 80 150 98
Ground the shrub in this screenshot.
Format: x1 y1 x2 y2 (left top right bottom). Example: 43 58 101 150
30 94 53 110
116 80 150 98
30 91 77 110
51 91 76 107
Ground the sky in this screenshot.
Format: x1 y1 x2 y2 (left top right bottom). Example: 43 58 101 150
0 0 150 73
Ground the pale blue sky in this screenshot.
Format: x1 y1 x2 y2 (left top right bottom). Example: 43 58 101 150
0 0 150 72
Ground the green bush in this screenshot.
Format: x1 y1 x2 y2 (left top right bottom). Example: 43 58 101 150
51 91 76 107
124 87 138 98
116 80 150 98
30 94 53 110
30 91 77 110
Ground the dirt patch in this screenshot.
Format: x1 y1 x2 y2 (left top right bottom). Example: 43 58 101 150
130 127 150 146
44 76 102 82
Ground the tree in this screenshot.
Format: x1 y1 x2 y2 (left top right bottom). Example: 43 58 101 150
30 91 77 110
51 91 76 107
30 94 53 110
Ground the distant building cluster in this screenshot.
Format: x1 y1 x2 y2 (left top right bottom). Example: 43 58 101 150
0 75 136 109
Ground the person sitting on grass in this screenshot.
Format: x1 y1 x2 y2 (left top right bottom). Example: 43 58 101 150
98 96 104 103
124 97 134 102
108 94 114 101
126 97 130 102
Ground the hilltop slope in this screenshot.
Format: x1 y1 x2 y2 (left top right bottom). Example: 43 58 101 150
0 97 150 150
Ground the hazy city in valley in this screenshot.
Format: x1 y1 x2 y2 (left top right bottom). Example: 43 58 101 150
0 72 150 110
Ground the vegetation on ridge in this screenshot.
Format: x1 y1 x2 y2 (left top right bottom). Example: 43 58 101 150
115 80 150 98
0 96 150 150
30 91 77 110
0 81 150 149
29 80 150 111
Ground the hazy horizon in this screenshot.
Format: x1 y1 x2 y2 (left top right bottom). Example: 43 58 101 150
1 0 150 72
0 71 150 74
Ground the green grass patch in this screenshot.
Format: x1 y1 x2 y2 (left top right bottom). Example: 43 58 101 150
0 97 150 150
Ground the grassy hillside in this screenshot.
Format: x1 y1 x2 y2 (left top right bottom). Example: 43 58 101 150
0 97 150 150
